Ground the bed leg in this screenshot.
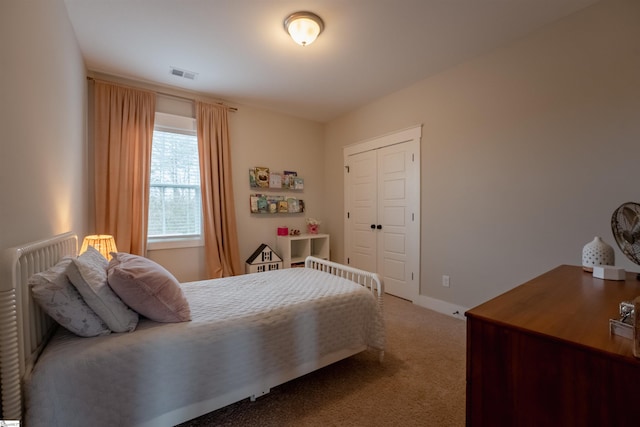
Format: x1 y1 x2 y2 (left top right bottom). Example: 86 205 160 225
250 388 271 401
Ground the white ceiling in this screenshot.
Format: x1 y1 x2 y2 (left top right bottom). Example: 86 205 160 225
64 0 599 123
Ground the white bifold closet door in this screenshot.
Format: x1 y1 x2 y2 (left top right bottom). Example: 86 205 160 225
344 126 420 301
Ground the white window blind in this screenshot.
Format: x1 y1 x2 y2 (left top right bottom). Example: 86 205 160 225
148 113 201 239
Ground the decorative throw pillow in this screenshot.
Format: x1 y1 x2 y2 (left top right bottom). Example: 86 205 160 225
107 252 191 322
66 246 138 332
29 257 111 337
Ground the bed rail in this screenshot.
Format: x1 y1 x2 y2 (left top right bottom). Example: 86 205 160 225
0 232 77 420
304 256 384 311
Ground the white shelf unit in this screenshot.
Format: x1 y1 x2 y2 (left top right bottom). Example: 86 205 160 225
276 233 330 268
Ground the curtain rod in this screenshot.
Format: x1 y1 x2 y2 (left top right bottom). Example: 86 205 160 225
86 76 238 112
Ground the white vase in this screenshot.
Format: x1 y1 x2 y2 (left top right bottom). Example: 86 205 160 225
582 236 615 272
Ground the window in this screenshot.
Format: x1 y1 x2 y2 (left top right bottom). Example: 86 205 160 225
148 113 202 248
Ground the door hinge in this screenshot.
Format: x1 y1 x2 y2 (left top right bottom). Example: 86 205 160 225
345 165 350 173
412 153 415 162
412 272 414 280
347 212 350 219
347 257 350 264
412 213 414 221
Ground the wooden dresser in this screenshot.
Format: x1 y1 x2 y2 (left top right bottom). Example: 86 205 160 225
465 265 640 426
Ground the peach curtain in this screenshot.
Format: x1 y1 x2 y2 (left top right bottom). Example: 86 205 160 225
196 101 241 278
93 81 156 255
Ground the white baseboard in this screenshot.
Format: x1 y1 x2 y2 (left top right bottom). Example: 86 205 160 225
413 295 469 321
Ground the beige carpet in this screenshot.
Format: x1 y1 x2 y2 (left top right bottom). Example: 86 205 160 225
178 295 467 427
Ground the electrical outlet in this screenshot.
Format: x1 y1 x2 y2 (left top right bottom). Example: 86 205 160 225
442 275 450 287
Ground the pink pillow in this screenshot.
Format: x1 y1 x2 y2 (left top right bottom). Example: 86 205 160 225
107 253 191 323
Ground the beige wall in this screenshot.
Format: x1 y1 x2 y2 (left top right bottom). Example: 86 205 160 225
5 0 638 312
231 105 325 272
324 0 640 310
0 0 88 250
87 74 323 282
148 103 324 281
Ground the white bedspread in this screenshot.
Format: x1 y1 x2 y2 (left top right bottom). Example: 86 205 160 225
25 268 385 427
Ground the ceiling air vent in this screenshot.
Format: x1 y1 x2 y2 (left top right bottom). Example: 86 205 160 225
170 66 198 80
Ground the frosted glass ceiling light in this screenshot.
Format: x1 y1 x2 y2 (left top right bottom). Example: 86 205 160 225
284 11 324 46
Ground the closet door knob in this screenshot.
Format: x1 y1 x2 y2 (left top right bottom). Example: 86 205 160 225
376 224 382 230
370 224 376 229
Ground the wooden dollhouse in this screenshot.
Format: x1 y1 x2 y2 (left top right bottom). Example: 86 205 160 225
245 243 283 273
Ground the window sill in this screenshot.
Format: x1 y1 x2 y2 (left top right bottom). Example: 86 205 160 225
147 236 203 251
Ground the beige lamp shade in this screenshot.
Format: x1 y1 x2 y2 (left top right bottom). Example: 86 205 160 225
80 235 118 259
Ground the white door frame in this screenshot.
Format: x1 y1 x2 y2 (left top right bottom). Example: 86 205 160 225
343 125 422 300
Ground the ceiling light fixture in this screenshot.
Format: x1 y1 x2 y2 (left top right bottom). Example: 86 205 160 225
284 11 324 46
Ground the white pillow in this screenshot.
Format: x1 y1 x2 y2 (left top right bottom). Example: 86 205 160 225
66 246 138 333
30 257 111 337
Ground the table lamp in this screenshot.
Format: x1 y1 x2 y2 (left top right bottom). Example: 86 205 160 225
80 234 118 259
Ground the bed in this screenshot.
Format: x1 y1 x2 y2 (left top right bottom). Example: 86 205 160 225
0 232 384 426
